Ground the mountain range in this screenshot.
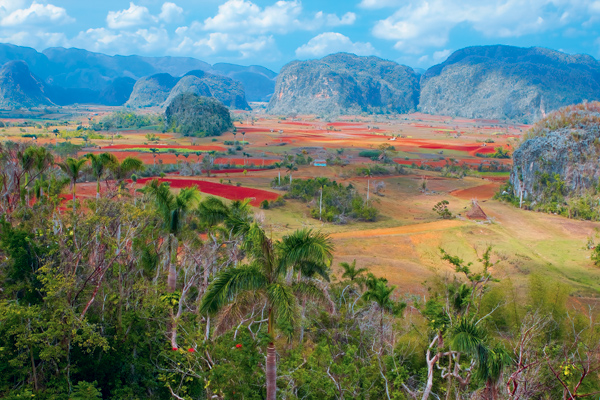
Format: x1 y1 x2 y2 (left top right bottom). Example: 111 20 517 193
0 43 275 108
1 43 600 121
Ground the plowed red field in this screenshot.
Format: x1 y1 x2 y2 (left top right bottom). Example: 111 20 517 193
135 177 280 206
101 144 226 151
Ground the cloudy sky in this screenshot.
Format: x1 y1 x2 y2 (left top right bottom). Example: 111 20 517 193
1 0 599 71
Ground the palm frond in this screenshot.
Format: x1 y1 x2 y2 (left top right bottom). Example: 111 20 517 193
292 280 334 311
199 265 268 315
451 318 487 354
278 229 333 273
267 282 298 330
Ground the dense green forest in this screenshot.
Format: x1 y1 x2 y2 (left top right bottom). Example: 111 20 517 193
165 94 233 137
0 141 599 399
93 111 164 131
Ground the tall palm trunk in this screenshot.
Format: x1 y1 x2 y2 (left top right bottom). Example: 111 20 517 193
167 234 178 348
96 177 101 198
319 187 323 221
266 308 277 400
266 343 277 400
278 170 281 185
72 182 76 212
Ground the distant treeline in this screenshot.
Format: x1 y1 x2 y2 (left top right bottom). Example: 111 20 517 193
92 111 163 130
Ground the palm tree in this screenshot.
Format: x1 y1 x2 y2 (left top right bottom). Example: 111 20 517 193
316 177 328 221
149 148 159 166
362 168 372 205
108 156 144 192
86 152 116 198
273 162 282 186
363 276 403 349
340 259 368 283
58 156 88 212
200 224 333 400
141 179 201 347
285 163 297 185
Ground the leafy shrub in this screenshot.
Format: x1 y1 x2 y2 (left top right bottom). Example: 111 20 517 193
358 150 381 158
278 177 378 223
433 200 453 219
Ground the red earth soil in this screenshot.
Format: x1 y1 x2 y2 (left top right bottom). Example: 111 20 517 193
135 177 279 206
451 183 500 200
327 122 364 127
394 158 512 169
100 144 226 151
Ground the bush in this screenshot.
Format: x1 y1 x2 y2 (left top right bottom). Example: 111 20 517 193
260 200 270 209
277 177 378 223
359 150 381 158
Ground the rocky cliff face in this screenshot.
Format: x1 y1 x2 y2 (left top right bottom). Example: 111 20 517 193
267 53 419 115
510 102 600 201
0 61 53 108
126 70 249 110
420 45 600 123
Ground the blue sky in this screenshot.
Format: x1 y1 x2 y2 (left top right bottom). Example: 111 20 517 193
1 0 599 72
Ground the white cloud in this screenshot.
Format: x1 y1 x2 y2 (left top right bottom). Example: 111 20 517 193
202 0 355 34
106 2 156 29
358 0 402 9
159 2 183 23
203 0 303 33
194 32 275 58
372 0 590 53
71 27 172 55
0 30 67 48
0 1 74 27
314 11 356 26
433 49 451 62
295 32 376 58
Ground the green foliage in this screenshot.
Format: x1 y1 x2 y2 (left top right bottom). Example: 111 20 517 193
358 150 381 158
432 200 453 219
94 110 163 130
165 93 233 137
280 177 378 223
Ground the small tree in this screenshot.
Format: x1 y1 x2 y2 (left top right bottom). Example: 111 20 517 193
433 200 453 219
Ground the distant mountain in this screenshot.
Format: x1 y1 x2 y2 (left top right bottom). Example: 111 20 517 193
419 45 600 122
126 70 250 110
0 61 53 108
0 43 276 106
267 53 419 115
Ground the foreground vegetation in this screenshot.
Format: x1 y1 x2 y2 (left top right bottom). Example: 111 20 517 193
1 141 600 400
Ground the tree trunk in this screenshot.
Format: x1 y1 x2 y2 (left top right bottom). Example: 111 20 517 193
96 178 100 199
319 187 323 221
167 235 177 292
299 298 307 345
380 307 384 350
278 170 281 185
266 342 277 400
72 184 76 212
367 178 370 205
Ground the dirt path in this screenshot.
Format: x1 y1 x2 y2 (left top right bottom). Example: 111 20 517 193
330 220 465 239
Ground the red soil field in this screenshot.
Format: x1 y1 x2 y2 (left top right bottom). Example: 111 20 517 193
327 122 364 127
135 177 280 206
280 121 314 126
101 144 226 151
451 183 500 200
